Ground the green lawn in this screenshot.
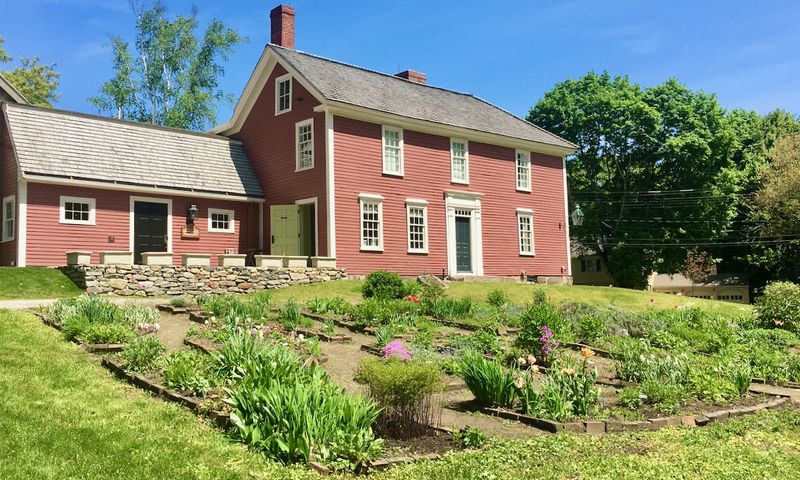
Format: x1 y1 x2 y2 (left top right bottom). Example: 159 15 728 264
0 267 82 299
3 310 799 479
270 279 750 317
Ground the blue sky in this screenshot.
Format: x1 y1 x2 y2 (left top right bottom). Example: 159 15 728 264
1 0 798 126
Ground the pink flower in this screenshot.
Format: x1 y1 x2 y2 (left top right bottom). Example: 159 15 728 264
403 295 421 303
382 340 412 361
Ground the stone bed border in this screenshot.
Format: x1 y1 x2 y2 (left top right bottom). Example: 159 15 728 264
482 396 789 434
35 311 126 353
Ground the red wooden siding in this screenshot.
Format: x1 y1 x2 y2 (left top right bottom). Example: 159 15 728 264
0 117 17 265
332 116 569 276
233 63 327 256
25 182 258 266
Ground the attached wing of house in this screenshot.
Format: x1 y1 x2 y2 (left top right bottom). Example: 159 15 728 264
0 74 28 104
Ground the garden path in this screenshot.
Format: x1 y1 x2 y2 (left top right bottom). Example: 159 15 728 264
749 383 800 404
319 333 546 439
154 312 194 352
0 297 163 310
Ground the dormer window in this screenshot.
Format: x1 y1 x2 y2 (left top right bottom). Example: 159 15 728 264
275 73 292 115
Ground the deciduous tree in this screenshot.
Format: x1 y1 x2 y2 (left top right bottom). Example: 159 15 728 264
0 36 60 107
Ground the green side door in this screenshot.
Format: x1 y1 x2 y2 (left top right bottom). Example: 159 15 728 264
270 205 299 255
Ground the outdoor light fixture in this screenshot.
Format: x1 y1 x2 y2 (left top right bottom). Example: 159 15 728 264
187 204 199 225
571 204 585 226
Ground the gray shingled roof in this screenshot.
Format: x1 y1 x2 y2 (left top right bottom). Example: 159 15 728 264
271 45 575 150
3 103 263 198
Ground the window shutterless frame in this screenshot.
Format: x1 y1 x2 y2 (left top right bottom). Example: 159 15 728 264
1 195 14 242
405 198 428 253
358 193 384 252
275 73 292 115
381 125 404 176
295 119 314 171
515 150 531 192
450 139 469 184
59 195 96 225
207 208 235 233
516 208 535 256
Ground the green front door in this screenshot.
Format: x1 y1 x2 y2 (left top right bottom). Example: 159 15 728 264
455 216 472 273
270 205 299 255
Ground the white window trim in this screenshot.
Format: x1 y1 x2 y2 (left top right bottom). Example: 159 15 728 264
381 125 404 176
208 208 235 233
59 195 96 225
295 118 314 172
359 193 384 252
450 138 469 184
516 150 532 192
516 208 535 256
405 198 429 254
2 195 14 242
274 73 292 115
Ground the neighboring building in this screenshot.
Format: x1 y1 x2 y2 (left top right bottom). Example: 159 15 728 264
0 74 28 104
0 5 576 279
648 270 750 304
571 242 613 286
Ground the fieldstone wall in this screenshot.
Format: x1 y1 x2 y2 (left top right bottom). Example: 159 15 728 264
61 264 347 297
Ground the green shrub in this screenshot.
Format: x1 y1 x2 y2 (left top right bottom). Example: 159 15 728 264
640 379 688 414
349 298 414 328
121 303 159 326
577 313 606 344
170 296 188 307
453 426 487 449
459 351 517 408
82 323 135 344
308 296 351 315
618 387 644 409
279 299 303 330
50 296 124 341
756 282 800 333
362 270 409 300
515 302 569 361
119 337 166 373
355 357 443 439
424 297 476 320
487 288 510 308
163 350 217 396
532 288 548 304
248 291 273 320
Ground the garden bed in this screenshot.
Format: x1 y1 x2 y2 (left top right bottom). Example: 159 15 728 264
156 304 191 315
35 310 127 353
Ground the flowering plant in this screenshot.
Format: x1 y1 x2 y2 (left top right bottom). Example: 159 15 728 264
382 340 412 361
538 325 559 359
137 322 160 334
403 295 421 303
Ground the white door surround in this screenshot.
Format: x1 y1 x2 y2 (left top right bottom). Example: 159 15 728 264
444 190 483 276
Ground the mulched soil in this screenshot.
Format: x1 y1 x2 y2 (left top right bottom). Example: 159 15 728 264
383 428 459 457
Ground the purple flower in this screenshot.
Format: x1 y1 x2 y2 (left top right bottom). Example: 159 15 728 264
382 340 412 361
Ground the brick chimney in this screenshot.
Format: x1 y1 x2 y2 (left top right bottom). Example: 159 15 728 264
395 70 427 85
270 5 296 49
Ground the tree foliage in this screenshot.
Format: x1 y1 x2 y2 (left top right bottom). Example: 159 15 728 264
680 247 716 288
0 36 60 107
528 72 739 288
90 2 244 130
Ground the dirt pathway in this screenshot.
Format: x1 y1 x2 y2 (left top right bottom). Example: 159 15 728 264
154 312 195 352
749 383 800 404
319 330 545 439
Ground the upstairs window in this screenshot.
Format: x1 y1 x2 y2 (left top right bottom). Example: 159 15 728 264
275 74 292 114
517 209 534 256
450 139 469 184
208 208 235 233
516 150 531 191
296 119 314 171
59 196 96 225
2 195 14 242
382 126 404 176
406 199 428 253
359 194 384 251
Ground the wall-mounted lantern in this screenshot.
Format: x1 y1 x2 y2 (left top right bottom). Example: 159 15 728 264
571 204 585 226
182 204 201 240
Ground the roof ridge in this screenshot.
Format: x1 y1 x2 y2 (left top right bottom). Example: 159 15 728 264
6 102 242 143
270 44 478 99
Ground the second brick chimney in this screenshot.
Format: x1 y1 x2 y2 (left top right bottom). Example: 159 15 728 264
270 5 296 49
395 70 427 85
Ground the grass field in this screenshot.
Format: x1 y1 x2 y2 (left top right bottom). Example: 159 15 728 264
269 279 750 316
0 267 82 299
4 310 799 480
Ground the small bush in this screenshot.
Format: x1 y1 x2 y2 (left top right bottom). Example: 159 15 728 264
362 270 409 300
170 296 188 307
121 303 160 325
163 350 217 396
82 323 135 344
279 299 303 330
756 282 800 333
453 426 487 449
355 357 443 439
532 288 548 304
487 288 510 308
248 291 273 320
119 337 166 373
515 302 566 363
308 296 351 316
459 351 517 408
618 387 644 409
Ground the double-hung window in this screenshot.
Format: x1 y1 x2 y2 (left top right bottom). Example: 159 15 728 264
359 194 384 251
406 199 428 253
382 126 403 175
450 139 469 183
2 195 14 242
517 208 534 256
208 208 235 233
516 150 531 191
59 196 96 225
296 119 314 171
275 74 292 114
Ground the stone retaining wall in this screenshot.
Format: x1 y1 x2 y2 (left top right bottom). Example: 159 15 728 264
61 264 347 297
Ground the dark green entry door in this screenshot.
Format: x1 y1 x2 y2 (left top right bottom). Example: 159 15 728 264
455 216 472 273
134 201 168 264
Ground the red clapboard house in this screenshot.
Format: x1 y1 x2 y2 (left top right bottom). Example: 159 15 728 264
0 5 576 280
